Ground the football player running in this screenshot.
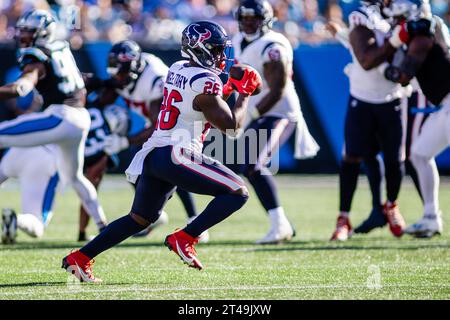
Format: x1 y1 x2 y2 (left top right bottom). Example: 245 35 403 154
62 21 261 282
382 0 450 238
231 0 319 244
0 10 107 241
84 41 206 241
329 0 408 240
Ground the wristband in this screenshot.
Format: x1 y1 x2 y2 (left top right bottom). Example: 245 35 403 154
15 78 34 97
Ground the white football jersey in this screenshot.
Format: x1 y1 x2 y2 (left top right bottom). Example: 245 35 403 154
232 30 300 122
116 53 168 118
346 5 403 103
150 60 223 152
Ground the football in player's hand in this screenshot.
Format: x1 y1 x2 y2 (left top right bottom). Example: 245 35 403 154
229 64 262 96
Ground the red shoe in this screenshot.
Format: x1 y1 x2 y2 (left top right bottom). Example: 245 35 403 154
330 215 352 241
164 230 203 270
62 250 102 283
383 202 405 237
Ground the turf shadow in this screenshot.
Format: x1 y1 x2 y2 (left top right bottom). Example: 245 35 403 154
0 281 66 288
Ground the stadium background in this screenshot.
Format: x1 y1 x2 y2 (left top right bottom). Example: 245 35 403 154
1 0 449 173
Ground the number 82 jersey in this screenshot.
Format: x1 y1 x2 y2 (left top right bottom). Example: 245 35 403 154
17 40 86 109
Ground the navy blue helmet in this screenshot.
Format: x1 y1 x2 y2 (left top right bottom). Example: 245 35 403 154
107 40 144 85
235 0 274 41
181 21 232 74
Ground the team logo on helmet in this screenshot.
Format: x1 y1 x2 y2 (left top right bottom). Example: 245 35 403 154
184 24 212 48
117 52 138 62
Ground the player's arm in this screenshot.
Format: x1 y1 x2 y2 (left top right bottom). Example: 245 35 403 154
385 35 433 86
349 25 397 70
195 92 250 134
0 62 45 100
127 126 154 146
255 60 286 116
326 21 350 48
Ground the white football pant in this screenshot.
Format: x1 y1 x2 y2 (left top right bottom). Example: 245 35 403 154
0 104 106 228
410 93 450 216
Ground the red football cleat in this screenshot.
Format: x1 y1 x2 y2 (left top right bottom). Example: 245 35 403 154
383 202 405 237
164 229 203 270
330 215 352 241
62 250 102 283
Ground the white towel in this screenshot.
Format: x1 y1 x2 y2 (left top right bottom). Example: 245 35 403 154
294 116 320 159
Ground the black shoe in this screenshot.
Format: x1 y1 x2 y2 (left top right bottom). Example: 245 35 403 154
354 207 387 234
78 231 87 242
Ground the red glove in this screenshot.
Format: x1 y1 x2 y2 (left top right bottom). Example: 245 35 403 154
222 80 235 96
229 69 261 96
389 21 409 48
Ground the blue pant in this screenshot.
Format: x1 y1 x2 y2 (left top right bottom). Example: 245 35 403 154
131 145 246 223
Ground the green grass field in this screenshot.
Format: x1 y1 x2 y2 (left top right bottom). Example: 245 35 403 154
0 175 449 300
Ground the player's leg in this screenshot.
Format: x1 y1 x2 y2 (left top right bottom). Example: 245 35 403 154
0 106 107 229
332 97 376 240
17 170 59 238
63 150 178 282
0 112 69 148
0 146 57 242
157 146 248 269
57 120 107 231
376 100 406 237
407 108 449 237
239 116 296 244
78 155 109 241
0 165 16 244
354 155 388 233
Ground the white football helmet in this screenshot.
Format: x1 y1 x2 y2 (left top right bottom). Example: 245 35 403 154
103 105 129 136
383 0 432 21
16 10 57 47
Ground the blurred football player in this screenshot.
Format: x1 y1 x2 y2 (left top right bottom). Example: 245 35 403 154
383 0 450 238
62 21 261 282
326 21 389 235
232 0 319 244
329 0 409 241
0 10 107 243
84 41 206 241
0 145 58 242
0 103 127 243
